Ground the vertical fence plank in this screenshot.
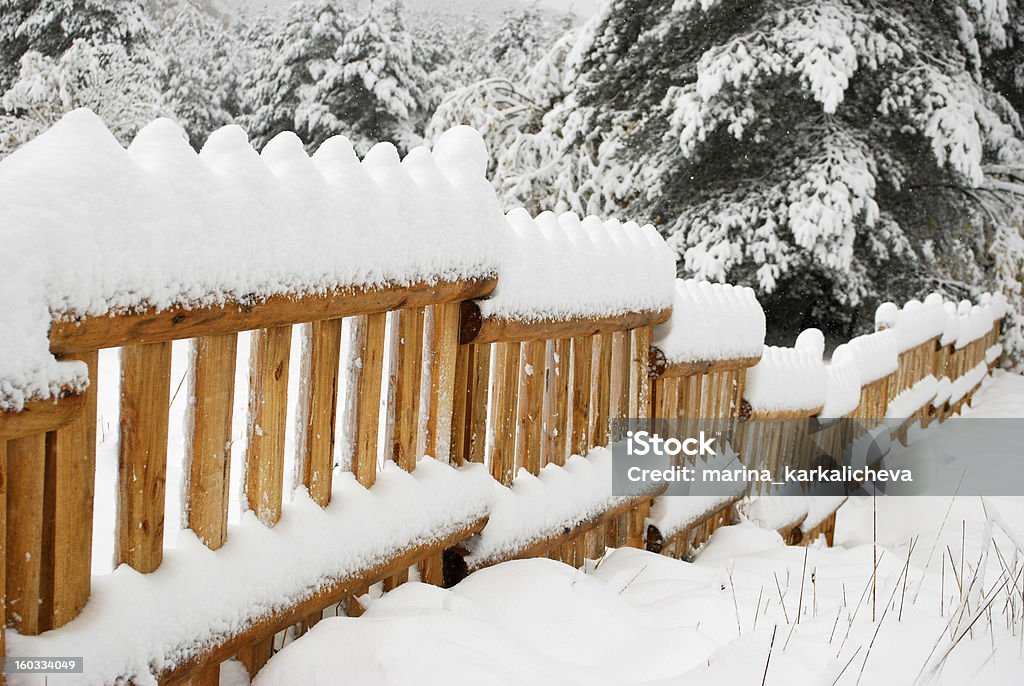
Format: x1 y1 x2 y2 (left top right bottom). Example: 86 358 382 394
117 341 172 573
426 302 461 462
185 335 237 549
244 326 291 527
45 350 98 628
591 333 613 449
392 308 425 472
546 339 571 466
466 344 491 464
570 336 593 457
610 331 631 423
5 434 45 633
450 343 473 465
490 342 520 485
297 320 342 507
630 326 652 418
237 639 274 679
517 340 546 476
352 313 387 488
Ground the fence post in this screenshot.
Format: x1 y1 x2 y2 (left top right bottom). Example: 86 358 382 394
352 313 387 488
244 326 291 526
5 434 46 633
45 350 97 628
185 334 237 548
297 320 342 506
117 342 172 572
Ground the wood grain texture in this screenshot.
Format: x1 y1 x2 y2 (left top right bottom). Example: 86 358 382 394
516 340 546 476
117 342 172 573
352 313 387 488
610 331 631 423
45 350 98 628
545 339 570 466
5 434 46 634
244 327 291 527
459 302 671 345
426 302 461 463
449 342 473 465
569 336 593 457
590 333 613 449
489 342 520 485
466 344 491 464
51 277 497 354
630 326 652 418
185 335 237 548
0 394 85 440
297 320 342 507
648 353 762 380
392 308 424 472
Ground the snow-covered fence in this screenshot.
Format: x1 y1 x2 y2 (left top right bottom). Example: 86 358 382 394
443 209 676 583
644 280 765 558
0 110 1015 683
0 112 505 683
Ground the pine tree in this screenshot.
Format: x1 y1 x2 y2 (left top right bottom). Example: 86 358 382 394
237 0 351 150
155 1 241 148
0 0 149 89
0 38 161 155
448 0 1024 344
299 0 430 152
488 2 569 77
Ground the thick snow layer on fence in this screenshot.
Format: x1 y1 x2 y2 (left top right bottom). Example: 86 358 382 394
987 343 1003 364
801 496 848 533
938 300 960 346
651 279 765 363
475 209 676 322
0 110 503 410
949 361 989 403
822 343 862 418
886 375 938 419
743 497 809 530
874 298 946 352
981 291 1009 320
462 448 640 568
845 329 899 385
956 302 995 349
744 333 827 413
6 458 492 684
647 493 740 540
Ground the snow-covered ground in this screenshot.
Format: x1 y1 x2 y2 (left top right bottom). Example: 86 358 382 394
253 372 1024 685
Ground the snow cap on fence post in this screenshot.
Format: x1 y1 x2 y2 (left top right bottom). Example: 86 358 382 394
472 208 676 323
651 279 766 365
743 330 828 414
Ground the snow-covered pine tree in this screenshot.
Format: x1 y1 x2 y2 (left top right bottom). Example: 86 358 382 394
299 0 430 152
0 0 150 89
154 1 241 148
488 2 572 77
440 0 1024 345
0 38 161 155
237 0 351 150
411 10 489 100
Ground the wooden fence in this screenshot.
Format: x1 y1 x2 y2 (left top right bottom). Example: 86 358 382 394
0 281 1008 684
